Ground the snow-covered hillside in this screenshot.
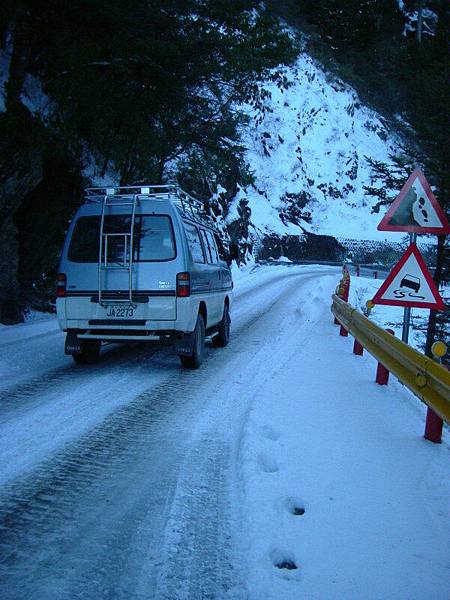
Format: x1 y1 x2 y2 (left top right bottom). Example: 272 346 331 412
4 45 403 246
231 54 400 242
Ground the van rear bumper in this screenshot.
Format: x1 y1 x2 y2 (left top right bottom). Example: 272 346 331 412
64 320 180 333
57 295 200 333
77 330 175 341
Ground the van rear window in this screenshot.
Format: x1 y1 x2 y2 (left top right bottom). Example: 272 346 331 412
68 215 176 263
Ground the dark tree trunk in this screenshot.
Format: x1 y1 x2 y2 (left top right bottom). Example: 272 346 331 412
424 234 447 357
4 6 33 113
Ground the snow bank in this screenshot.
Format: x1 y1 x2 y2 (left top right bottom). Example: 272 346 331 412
238 271 449 600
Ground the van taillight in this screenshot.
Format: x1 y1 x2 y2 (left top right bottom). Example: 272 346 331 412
56 273 67 298
176 272 190 297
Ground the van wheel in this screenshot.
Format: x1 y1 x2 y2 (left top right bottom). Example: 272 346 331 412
72 340 101 365
213 303 230 347
180 314 205 369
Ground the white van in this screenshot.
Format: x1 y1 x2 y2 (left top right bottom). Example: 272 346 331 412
57 185 234 368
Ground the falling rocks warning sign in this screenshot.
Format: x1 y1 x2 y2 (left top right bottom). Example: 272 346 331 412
377 168 450 234
372 243 446 310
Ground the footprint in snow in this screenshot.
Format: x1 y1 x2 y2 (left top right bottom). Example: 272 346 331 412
285 496 306 516
261 425 280 442
270 549 300 578
258 453 279 473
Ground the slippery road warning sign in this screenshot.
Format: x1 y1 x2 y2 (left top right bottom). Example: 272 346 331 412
372 243 446 310
377 168 450 234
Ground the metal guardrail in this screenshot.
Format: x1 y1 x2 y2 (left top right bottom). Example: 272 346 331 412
331 293 450 424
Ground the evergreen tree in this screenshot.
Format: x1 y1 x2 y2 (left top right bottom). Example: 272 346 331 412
0 0 297 318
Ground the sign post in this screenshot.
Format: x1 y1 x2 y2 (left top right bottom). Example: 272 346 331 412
375 168 449 343
401 233 416 343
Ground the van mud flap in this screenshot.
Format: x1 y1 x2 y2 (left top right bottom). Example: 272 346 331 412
65 331 82 355
174 332 195 356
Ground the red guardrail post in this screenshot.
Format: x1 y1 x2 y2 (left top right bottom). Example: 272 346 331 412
338 269 351 336
424 408 443 444
424 343 447 444
342 276 350 302
334 285 341 324
375 329 395 385
340 324 348 336
353 339 364 355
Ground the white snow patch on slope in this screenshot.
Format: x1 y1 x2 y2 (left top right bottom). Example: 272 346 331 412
238 54 401 241
81 151 120 187
20 74 54 119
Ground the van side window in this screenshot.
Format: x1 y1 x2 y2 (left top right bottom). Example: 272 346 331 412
184 222 205 263
199 229 212 263
205 230 219 264
214 234 228 262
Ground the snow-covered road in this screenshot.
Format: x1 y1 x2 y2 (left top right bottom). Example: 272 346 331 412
0 266 329 599
0 265 448 600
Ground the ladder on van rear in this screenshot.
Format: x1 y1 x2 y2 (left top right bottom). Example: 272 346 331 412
97 191 138 306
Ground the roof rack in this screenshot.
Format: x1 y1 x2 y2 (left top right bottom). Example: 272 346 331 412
84 184 219 232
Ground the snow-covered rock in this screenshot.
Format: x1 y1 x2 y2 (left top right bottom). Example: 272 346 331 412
235 54 402 242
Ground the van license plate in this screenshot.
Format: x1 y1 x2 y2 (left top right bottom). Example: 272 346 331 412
105 306 135 318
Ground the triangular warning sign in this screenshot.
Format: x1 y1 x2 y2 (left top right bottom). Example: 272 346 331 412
377 168 450 234
372 243 446 310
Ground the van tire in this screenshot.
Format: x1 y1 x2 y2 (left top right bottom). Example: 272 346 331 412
212 303 230 347
180 314 205 369
72 340 101 365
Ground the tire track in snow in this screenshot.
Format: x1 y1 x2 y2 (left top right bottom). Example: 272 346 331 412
0 341 162 417
0 374 193 600
153 273 335 600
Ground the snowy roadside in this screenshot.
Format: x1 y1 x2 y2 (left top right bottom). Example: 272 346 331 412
0 313 58 347
238 272 449 600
